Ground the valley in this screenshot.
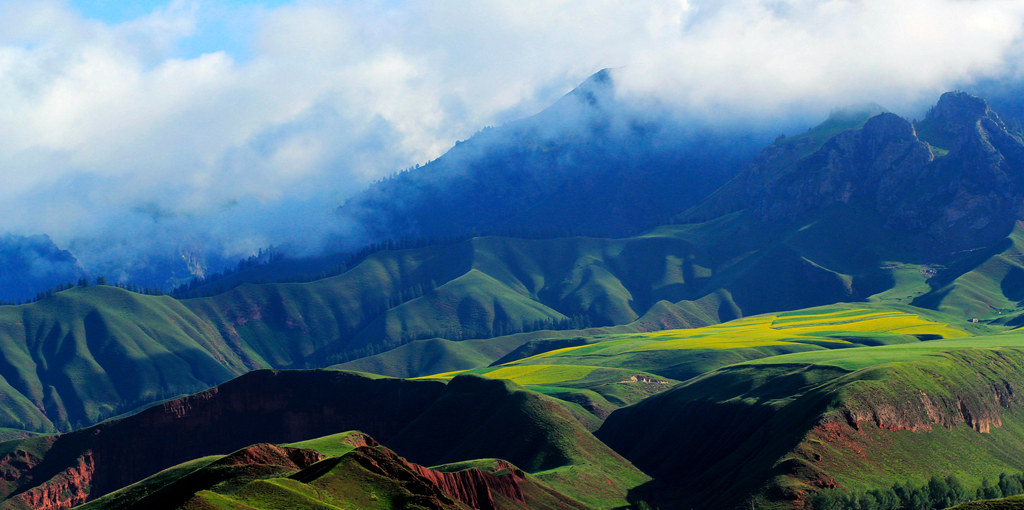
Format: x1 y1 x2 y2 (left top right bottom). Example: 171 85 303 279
5 85 1024 510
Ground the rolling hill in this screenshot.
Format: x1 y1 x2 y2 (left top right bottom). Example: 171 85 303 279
6 90 1024 442
5 89 1024 509
0 369 647 509
597 334 1024 508
7 301 1019 509
76 430 590 510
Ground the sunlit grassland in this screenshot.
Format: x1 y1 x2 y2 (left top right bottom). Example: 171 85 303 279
416 305 975 395
743 332 1024 371
417 364 602 386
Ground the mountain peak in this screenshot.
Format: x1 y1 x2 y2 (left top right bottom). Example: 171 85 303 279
860 111 916 142
684 91 1024 255
928 91 990 123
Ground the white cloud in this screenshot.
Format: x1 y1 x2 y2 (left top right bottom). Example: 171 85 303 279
615 0 1024 120
0 0 1022 280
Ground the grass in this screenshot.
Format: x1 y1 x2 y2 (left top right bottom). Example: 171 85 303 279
469 364 600 385
0 285 246 433
281 431 367 458
334 335 528 379
408 304 973 428
420 364 599 386
951 494 1024 509
78 455 225 510
4 171 1023 438
461 304 972 382
742 332 1024 371
597 332 1024 508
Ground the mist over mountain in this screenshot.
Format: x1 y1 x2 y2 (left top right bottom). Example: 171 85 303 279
332 69 777 244
2 1 1024 300
0 234 85 303
11 82 1024 510
6 4 1024 510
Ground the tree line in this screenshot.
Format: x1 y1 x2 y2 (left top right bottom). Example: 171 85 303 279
0 276 164 306
808 472 1024 510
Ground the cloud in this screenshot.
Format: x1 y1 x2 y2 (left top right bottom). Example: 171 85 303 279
0 0 1023 284
614 0 1024 121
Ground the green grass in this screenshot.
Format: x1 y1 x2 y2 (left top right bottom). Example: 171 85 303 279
26 371 647 510
78 455 225 510
281 431 368 458
597 334 1024 508
421 364 600 386
0 285 246 433
333 335 526 379
3 168 1023 437
464 304 970 380
742 332 1024 371
951 494 1024 509
406 304 978 429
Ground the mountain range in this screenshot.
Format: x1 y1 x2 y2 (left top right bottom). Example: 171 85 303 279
5 79 1024 509
4 69 784 301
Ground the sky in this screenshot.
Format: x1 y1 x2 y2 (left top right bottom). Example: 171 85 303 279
2 0 1024 282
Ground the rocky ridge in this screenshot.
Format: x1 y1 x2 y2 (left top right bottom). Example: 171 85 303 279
688 92 1024 255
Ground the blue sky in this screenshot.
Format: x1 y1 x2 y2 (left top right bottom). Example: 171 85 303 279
66 0 294 59
70 0 175 23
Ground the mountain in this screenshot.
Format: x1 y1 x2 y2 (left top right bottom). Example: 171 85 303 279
0 234 85 303
688 92 1024 254
0 211 930 437
0 370 647 509
333 69 775 245
0 285 248 436
8 88 1024 509
5 302 1010 509
596 333 1024 509
8 91 1024 439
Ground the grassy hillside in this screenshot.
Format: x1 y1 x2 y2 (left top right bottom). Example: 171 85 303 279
497 304 973 378
911 223 1024 319
405 304 973 425
0 211 903 435
80 432 588 510
597 334 1024 509
0 203 1015 439
6 150 1024 438
5 96 1024 447
0 370 647 509
951 495 1024 509
0 286 247 436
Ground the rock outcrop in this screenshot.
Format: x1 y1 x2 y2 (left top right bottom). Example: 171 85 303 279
334 446 540 510
7 452 93 510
